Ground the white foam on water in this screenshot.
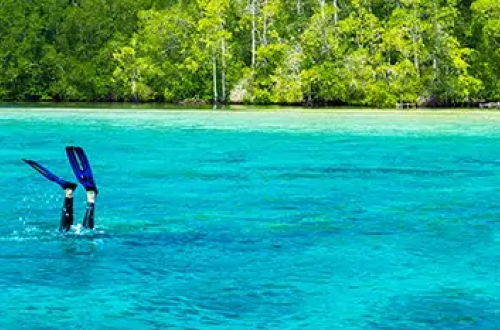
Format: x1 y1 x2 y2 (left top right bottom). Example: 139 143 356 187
0 221 109 243
72 223 84 235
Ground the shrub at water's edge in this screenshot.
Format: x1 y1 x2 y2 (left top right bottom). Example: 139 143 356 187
0 0 497 108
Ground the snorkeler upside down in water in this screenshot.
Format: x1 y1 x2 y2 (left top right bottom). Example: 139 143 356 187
22 146 98 232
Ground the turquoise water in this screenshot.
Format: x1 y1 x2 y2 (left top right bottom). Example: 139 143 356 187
2 109 500 329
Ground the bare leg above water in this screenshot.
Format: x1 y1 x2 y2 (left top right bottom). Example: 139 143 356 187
60 187 76 232
82 190 96 229
66 146 98 230
22 159 78 233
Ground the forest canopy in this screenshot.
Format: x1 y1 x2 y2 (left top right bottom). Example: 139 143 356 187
0 0 497 107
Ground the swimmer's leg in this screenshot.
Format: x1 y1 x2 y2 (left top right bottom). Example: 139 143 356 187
66 146 98 229
22 159 77 232
60 188 75 232
82 190 96 230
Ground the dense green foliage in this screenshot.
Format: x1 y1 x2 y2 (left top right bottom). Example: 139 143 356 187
0 0 497 106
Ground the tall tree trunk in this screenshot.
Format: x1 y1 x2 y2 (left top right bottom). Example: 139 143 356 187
131 72 138 103
367 0 373 46
251 0 256 70
333 0 338 26
432 0 439 83
221 35 226 103
297 0 301 15
319 0 325 17
413 24 420 76
213 50 218 104
130 44 138 103
263 0 268 46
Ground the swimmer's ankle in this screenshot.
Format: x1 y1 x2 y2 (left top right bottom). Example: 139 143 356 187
86 190 96 204
65 188 74 198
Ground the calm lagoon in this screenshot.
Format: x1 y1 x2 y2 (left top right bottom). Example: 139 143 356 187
1 108 500 329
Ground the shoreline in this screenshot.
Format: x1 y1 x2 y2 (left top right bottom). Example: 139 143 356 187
3 104 500 136
2 105 500 116
1 101 500 112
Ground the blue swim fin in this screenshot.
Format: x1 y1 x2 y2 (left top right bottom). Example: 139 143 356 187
65 146 98 194
23 159 77 190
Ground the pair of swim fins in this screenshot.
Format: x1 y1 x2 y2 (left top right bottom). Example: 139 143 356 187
23 146 98 232
23 146 98 193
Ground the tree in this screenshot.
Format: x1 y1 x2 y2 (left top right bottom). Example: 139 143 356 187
471 0 500 100
197 0 232 103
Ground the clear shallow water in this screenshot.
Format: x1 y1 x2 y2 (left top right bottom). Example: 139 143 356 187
2 109 500 329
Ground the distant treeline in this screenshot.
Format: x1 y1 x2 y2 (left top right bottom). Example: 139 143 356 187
0 0 498 107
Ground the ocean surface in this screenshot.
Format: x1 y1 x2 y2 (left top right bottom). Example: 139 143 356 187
1 108 500 329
